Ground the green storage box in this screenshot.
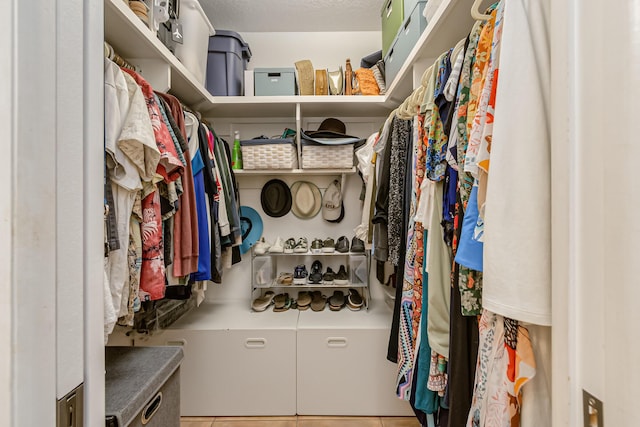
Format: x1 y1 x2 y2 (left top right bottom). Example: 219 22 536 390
254 68 296 96
381 0 404 57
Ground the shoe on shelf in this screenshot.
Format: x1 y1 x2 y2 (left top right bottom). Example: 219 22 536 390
254 237 271 255
283 237 296 254
310 291 327 312
308 260 323 284
322 237 335 253
334 265 348 285
328 290 345 311
347 288 363 311
293 264 308 284
310 238 324 253
350 236 365 253
269 237 284 253
335 236 350 253
273 293 292 312
251 291 275 312
322 267 335 285
293 237 309 253
297 291 312 310
276 272 293 285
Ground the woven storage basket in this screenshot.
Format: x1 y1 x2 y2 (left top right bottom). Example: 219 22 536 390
301 140 354 169
241 138 298 170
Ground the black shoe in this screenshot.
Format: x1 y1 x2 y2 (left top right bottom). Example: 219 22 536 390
323 267 335 285
334 265 348 285
309 260 323 284
350 236 365 252
335 236 350 253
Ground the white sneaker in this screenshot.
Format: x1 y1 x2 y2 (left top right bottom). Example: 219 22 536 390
269 236 284 253
254 237 271 255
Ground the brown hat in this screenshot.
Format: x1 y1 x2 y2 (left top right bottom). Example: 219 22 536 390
304 118 357 139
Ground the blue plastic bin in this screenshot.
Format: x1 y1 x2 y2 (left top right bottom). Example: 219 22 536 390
206 30 252 96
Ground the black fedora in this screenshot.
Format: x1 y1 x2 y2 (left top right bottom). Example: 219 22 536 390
260 179 292 217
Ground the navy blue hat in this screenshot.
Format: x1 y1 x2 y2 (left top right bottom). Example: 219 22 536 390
240 206 263 254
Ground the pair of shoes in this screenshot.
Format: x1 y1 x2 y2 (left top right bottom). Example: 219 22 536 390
335 236 349 253
328 290 345 311
273 293 292 312
254 237 271 255
293 264 308 284
276 272 293 285
310 291 327 311
351 236 365 253
309 260 323 284
284 237 309 253
346 288 363 310
269 237 284 253
323 267 335 285
252 291 275 312
297 291 312 310
334 265 348 285
310 238 324 253
322 237 335 253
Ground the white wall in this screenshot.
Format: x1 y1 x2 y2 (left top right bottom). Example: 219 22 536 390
559 0 640 425
241 31 382 71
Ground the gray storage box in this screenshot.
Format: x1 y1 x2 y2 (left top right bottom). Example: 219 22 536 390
385 1 428 86
105 346 183 427
206 30 252 96
254 68 296 96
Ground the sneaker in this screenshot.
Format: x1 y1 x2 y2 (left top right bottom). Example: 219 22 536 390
334 265 348 285
254 237 271 255
350 236 365 253
283 237 296 254
322 237 335 253
310 238 324 254
322 267 335 285
293 264 308 284
309 260 323 284
269 237 284 253
293 237 309 253
335 236 349 253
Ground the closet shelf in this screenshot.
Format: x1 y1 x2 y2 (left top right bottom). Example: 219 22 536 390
204 96 394 118
104 0 214 109
234 167 357 176
384 0 478 103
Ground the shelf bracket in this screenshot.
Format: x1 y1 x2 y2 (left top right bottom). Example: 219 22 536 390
131 58 171 92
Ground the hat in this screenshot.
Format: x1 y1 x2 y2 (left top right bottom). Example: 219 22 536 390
322 179 344 223
260 179 292 217
239 206 263 254
290 181 322 219
304 118 358 139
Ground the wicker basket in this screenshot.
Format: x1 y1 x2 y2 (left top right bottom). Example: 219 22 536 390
241 138 298 170
301 140 354 169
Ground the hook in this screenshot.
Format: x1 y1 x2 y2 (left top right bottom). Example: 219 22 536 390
471 0 491 20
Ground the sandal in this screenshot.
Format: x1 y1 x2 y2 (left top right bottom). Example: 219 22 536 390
310 291 327 312
347 288 363 311
297 291 312 310
276 272 293 285
273 293 291 312
251 291 275 312
328 290 345 311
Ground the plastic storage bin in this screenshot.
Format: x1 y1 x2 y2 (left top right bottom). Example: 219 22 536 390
381 0 403 57
254 68 296 96
384 1 428 86
173 0 215 85
241 138 298 169
206 30 252 96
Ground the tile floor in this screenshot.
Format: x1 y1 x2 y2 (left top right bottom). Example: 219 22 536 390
181 416 421 427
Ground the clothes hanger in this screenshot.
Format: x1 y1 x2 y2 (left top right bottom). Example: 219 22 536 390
471 0 491 20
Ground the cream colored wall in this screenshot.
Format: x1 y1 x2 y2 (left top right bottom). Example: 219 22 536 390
241 31 382 71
